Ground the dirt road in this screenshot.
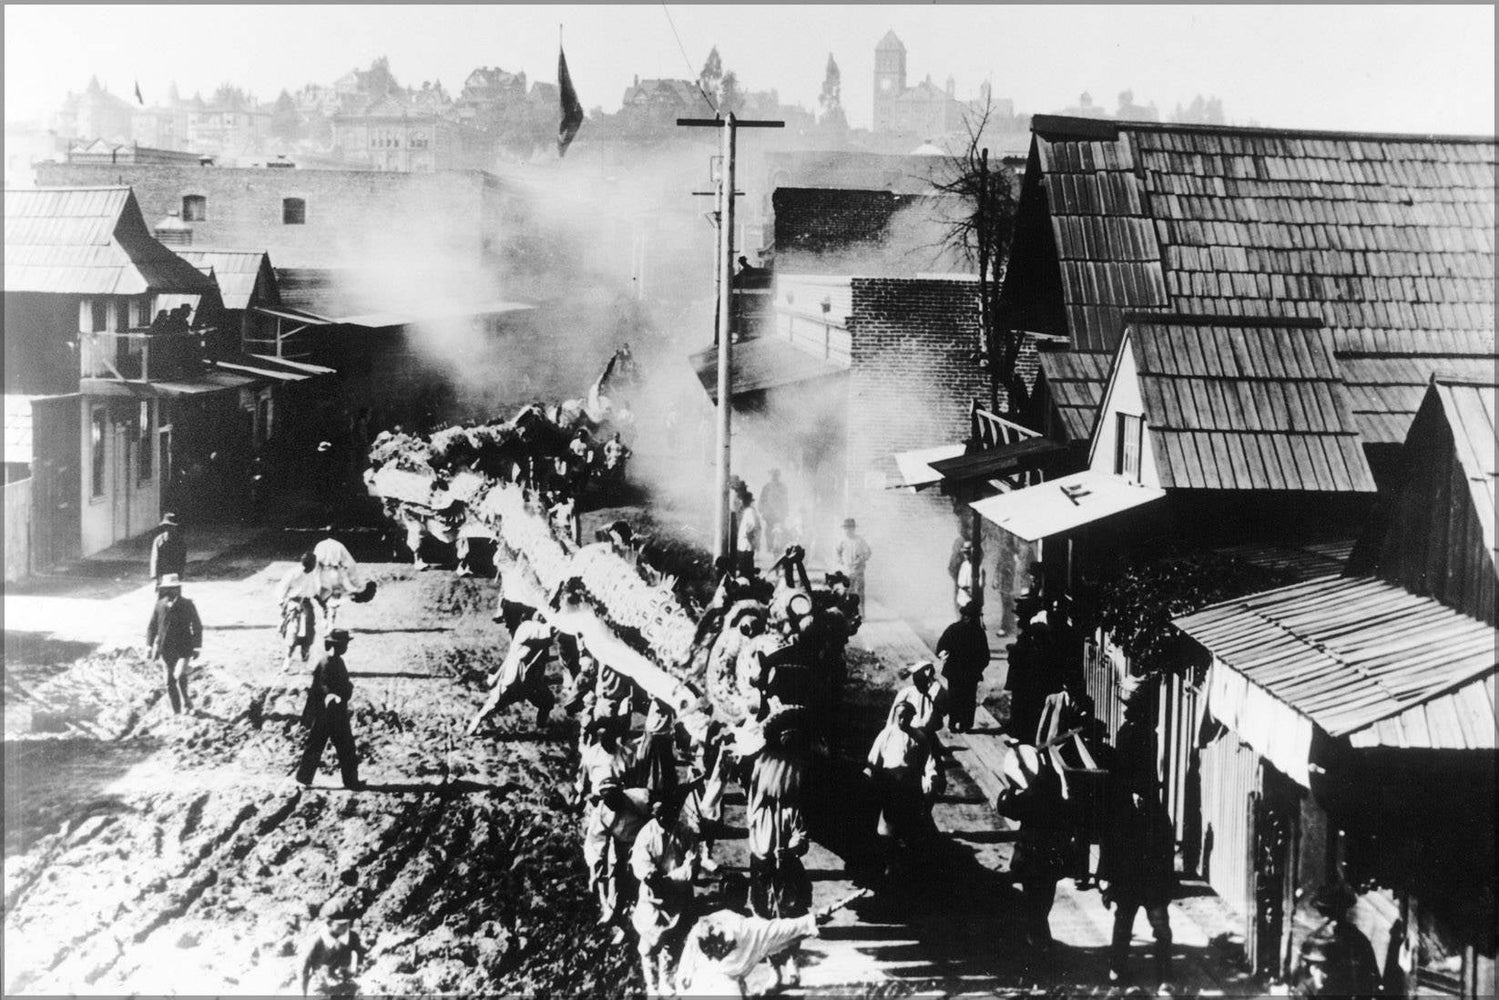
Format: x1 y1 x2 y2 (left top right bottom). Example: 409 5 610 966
4 553 638 996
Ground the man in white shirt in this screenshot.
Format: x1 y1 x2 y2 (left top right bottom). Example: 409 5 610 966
312 530 368 627
674 890 867 997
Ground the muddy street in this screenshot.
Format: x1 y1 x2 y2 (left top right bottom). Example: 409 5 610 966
4 549 640 996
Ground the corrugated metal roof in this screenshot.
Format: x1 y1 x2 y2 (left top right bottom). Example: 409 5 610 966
1016 121 1498 445
1175 574 1498 747
4 187 216 296
691 336 849 403
1432 379 1497 561
1128 318 1377 491
178 249 275 311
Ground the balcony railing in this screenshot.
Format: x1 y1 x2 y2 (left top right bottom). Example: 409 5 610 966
80 330 203 383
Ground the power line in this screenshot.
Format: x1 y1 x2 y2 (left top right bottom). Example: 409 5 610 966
660 3 718 114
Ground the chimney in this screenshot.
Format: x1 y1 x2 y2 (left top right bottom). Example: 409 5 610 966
153 209 192 247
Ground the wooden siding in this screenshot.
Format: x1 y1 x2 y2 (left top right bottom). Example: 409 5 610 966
4 477 31 580
1377 383 1498 624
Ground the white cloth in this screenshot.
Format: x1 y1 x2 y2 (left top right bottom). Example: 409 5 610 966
866 723 925 771
276 565 321 604
737 505 763 552
312 537 363 597
675 911 818 997
835 533 871 575
495 618 552 691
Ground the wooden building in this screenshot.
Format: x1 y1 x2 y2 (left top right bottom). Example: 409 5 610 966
1174 377 1497 997
1001 115 1495 485
2 186 332 567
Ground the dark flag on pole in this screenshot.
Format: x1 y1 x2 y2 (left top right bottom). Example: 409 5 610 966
557 45 583 158
134 80 144 105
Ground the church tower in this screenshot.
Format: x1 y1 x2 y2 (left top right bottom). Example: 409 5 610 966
873 30 906 132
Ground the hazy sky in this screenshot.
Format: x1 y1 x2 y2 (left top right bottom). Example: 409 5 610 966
5 5 1494 134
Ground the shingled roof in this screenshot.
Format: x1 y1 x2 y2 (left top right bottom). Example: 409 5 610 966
5 187 217 296
1110 315 1376 492
1037 350 1112 440
1003 117 1497 444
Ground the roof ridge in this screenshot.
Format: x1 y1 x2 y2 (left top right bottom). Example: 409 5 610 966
1032 113 1496 145
1123 311 1324 330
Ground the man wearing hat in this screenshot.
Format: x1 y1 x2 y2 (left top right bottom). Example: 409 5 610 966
295 628 363 790
146 573 202 714
1290 882 1381 999
834 517 872 608
149 512 187 586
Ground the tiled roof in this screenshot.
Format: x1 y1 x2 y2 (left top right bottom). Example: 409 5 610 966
177 248 275 310
1037 350 1111 440
1016 117 1497 444
1175 574 1498 748
1127 317 1376 491
5 187 216 296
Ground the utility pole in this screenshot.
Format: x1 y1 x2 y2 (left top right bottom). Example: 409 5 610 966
677 112 783 560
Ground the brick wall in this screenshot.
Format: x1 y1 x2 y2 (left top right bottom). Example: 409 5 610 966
844 276 986 614
769 188 968 277
34 163 502 270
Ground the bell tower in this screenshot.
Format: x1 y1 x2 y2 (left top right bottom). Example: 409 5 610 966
873 30 906 132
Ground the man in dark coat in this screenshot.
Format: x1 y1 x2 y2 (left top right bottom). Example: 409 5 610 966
146 573 202 714
1004 612 1058 744
936 603 990 732
149 513 187 585
1099 676 1175 991
295 629 363 790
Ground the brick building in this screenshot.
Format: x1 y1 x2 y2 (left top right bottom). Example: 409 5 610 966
331 99 494 172
34 161 514 284
872 31 972 138
768 188 969 275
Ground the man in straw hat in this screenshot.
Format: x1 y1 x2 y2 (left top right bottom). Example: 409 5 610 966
295 628 363 790
146 573 202 714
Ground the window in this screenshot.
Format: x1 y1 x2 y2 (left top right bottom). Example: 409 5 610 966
79 298 95 333
282 197 306 225
92 298 109 333
90 407 107 498
137 401 153 483
182 194 207 221
256 392 273 446
1115 413 1144 481
410 131 428 149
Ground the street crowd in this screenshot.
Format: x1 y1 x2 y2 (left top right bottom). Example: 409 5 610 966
133 364 1384 999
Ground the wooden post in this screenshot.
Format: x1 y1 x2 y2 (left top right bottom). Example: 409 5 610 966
713 114 736 558
677 114 783 560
